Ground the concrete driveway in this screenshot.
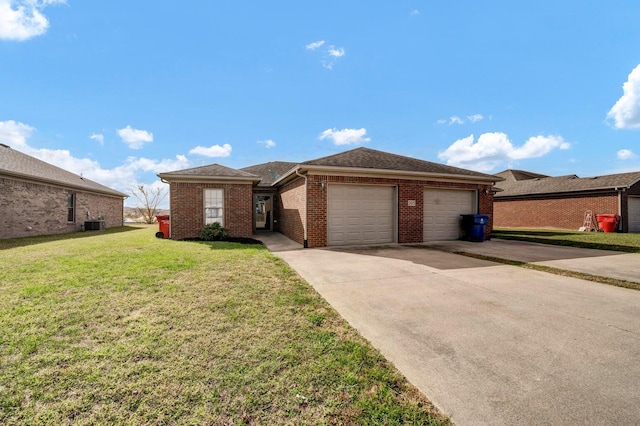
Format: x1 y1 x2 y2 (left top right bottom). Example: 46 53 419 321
259 234 640 425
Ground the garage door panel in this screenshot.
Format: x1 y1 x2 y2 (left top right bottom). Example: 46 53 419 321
424 189 475 241
328 185 395 246
629 198 640 233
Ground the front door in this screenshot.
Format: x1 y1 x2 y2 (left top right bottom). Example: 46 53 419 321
254 194 273 231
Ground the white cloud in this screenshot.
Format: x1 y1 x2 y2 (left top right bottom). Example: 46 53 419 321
27 149 189 192
0 0 65 41
607 64 640 129
410 9 420 16
1 119 190 206
510 135 570 159
322 45 346 70
188 143 232 157
89 133 104 145
617 149 636 160
438 132 570 172
437 114 484 125
0 119 34 147
117 125 153 149
258 139 276 148
319 128 370 146
306 40 345 70
328 47 345 57
37 150 189 205
305 40 325 50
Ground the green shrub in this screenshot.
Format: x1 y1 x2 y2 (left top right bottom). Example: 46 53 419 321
200 222 229 241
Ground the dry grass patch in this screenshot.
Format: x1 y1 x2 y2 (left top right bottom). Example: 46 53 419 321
0 227 447 425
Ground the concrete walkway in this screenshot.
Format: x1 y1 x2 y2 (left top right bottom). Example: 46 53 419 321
256 233 640 425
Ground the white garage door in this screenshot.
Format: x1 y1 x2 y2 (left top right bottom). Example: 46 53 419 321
629 197 640 233
328 185 395 246
424 189 476 241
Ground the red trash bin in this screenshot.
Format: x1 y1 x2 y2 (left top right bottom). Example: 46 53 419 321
596 214 620 233
155 215 170 239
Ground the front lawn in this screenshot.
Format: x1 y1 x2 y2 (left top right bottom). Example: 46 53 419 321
492 228 640 252
0 226 447 425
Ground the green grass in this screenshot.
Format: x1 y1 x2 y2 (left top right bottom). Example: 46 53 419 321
0 226 447 425
493 228 640 252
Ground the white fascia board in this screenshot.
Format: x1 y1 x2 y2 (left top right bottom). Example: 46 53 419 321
272 164 499 186
156 174 260 184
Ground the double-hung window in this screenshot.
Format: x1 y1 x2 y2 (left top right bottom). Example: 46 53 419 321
204 189 224 225
67 193 76 222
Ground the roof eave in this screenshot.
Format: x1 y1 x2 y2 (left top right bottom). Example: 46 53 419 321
1 170 128 198
157 173 261 184
494 186 629 199
270 165 304 186
272 164 500 186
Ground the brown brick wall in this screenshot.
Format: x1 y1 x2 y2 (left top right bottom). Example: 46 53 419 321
480 190 495 240
77 192 125 229
297 174 492 247
494 194 620 231
169 182 253 240
0 176 124 240
398 181 425 243
307 175 327 247
277 178 306 245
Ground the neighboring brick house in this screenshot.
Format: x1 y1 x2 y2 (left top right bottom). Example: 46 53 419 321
159 147 501 247
493 169 640 232
0 143 128 240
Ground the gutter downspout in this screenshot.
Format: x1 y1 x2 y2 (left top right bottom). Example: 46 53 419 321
295 169 308 248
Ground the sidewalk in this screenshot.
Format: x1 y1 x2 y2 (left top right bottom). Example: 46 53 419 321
420 238 640 284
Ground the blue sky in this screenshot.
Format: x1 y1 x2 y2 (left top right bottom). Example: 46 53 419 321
2 1 640 207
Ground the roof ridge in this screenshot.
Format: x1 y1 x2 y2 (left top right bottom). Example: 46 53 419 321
301 146 500 180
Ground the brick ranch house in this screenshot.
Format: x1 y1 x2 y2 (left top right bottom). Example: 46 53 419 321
158 147 502 248
493 169 640 232
0 143 127 239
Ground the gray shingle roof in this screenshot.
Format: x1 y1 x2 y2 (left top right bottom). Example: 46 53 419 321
301 147 500 180
0 144 127 197
159 147 501 187
158 163 261 180
498 169 550 181
494 169 640 197
240 161 298 186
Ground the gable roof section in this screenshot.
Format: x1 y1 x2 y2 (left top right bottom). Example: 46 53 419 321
274 147 501 184
159 147 502 187
495 169 549 182
494 169 640 198
0 144 127 198
240 161 298 187
158 163 261 183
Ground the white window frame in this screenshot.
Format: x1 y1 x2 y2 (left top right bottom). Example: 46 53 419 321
204 189 224 226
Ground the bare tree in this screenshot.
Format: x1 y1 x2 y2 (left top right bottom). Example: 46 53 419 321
130 184 167 224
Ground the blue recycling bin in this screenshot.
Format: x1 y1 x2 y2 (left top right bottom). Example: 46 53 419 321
460 214 489 242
